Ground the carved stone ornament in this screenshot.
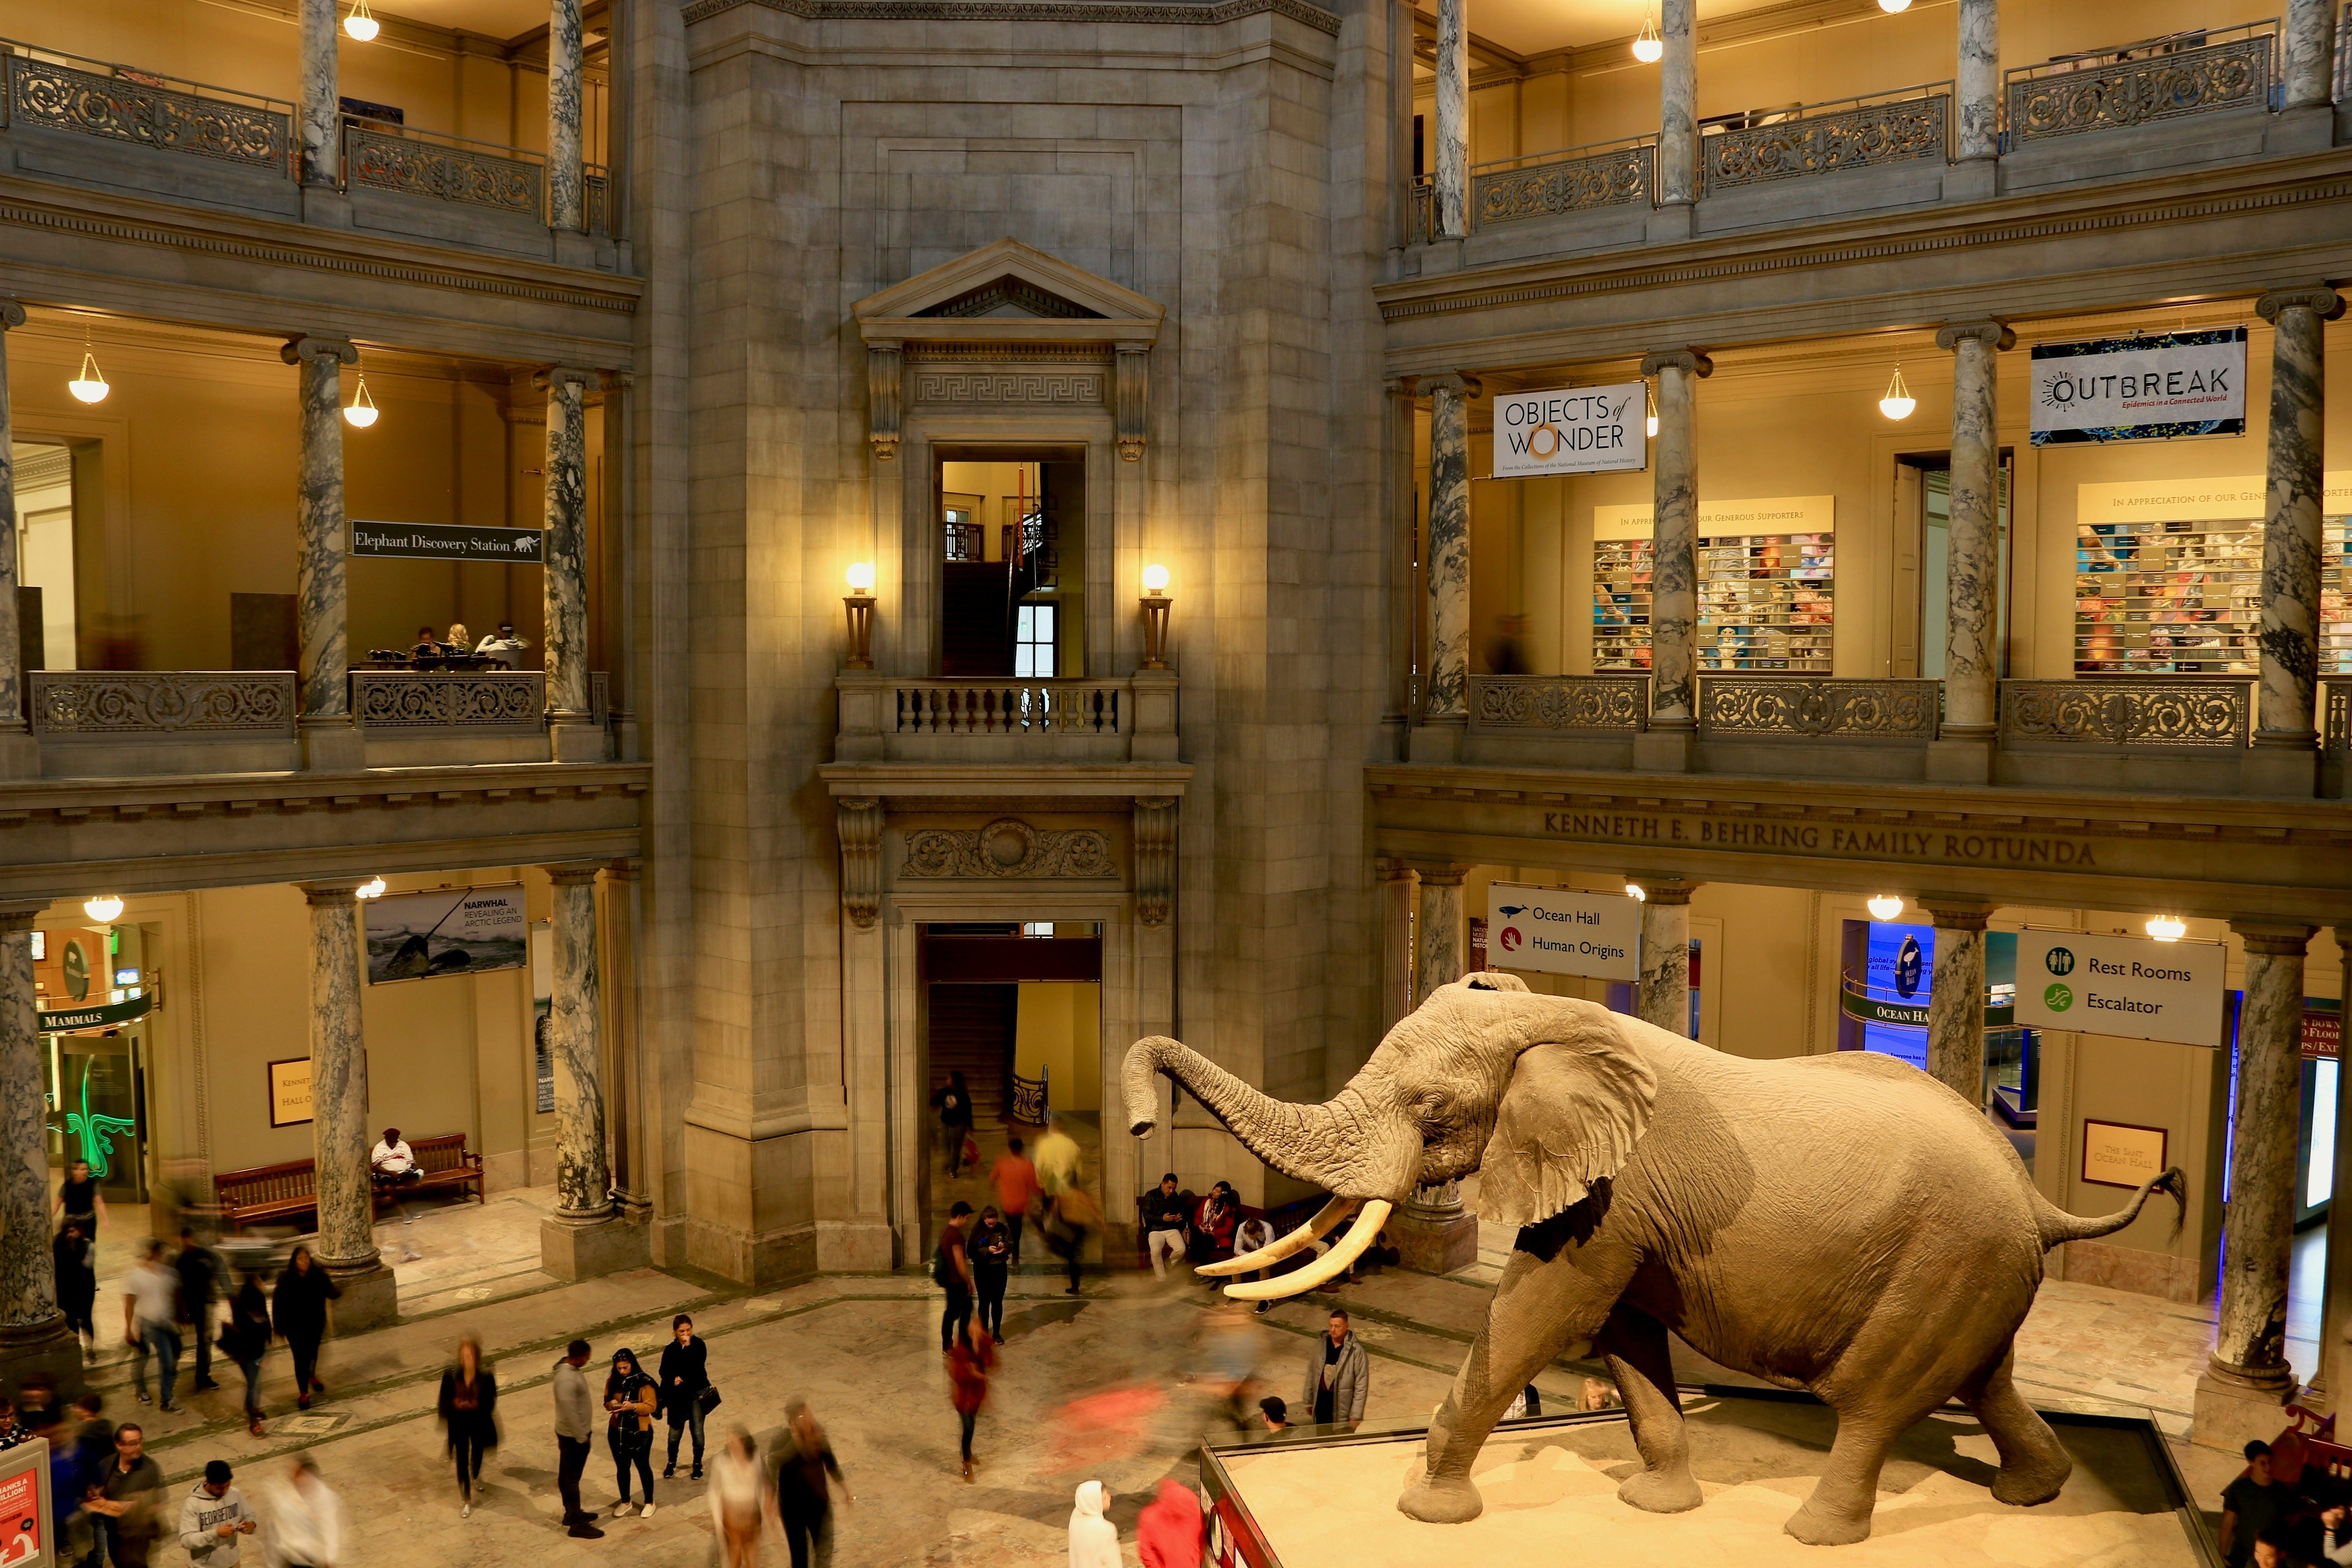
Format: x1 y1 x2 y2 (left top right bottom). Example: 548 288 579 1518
867 344 902 461
902 818 1117 880
839 798 883 928
1133 797 1175 925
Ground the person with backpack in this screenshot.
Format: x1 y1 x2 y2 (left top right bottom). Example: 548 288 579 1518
935 1202 976 1353
931 1072 976 1177
603 1346 659 1518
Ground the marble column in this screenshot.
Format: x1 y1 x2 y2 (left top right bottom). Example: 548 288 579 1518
2195 922 2316 1450
299 880 395 1330
1956 0 1999 162
604 858 650 1221
1415 866 1467 1003
1432 0 1468 238
1923 901 1993 1109
539 864 645 1280
2320 927 2352 1415
2250 288 2341 792
547 0 584 231
1381 861 1419 1027
0 300 34 778
1638 350 1710 748
1637 884 1694 1038
538 368 602 761
0 899 75 1396
283 336 363 771
2285 0 2339 110
1421 375 1476 747
297 0 337 187
1933 321 2013 748
1657 0 1698 206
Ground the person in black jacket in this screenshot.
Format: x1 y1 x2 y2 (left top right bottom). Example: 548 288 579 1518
657 1314 709 1481
53 1221 96 1362
271 1246 339 1409
220 1273 273 1437
174 1229 222 1393
437 1334 499 1517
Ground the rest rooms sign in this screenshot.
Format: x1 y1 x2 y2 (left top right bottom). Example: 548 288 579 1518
2029 328 2247 446
1491 383 1646 478
2011 930 2225 1047
1485 881 1641 982
351 520 545 564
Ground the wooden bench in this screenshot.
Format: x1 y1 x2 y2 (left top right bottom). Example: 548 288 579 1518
214 1133 485 1229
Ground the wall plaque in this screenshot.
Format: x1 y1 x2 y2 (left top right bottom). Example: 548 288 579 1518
269 1057 315 1128
2080 1119 2168 1190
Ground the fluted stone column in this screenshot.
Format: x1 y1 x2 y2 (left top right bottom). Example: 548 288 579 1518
0 301 35 779
1657 0 1698 206
1637 883 1694 1039
548 0 584 231
540 864 646 1281
1929 320 2013 782
2318 927 2352 1415
1415 867 1466 1003
0 899 75 1397
1432 0 1468 238
1414 375 1476 761
297 0 337 187
300 881 394 1330
538 368 604 762
2285 0 2340 110
1637 350 1709 770
2247 288 2342 797
2194 922 2316 1451
284 336 363 771
1957 0 1999 162
1381 861 1419 1028
1923 901 1993 1108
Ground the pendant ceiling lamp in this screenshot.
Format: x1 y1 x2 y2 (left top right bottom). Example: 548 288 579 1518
1632 10 1663 63
67 325 108 404
344 1 380 41
1877 365 1915 421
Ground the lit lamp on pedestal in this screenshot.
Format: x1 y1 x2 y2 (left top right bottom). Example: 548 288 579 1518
1139 564 1172 669
843 562 876 669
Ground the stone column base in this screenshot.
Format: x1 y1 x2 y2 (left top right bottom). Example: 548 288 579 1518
542 1211 651 1282
0 730 37 779
1926 737 1994 785
1392 1209 1480 1276
1407 718 1464 764
0 1314 85 1401
299 718 366 772
549 719 609 763
1632 729 1694 773
2241 746 2320 799
321 1259 398 1334
2190 1365 2297 1452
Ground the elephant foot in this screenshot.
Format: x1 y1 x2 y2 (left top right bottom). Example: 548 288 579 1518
1398 1476 1485 1524
1617 1466 1703 1515
1783 1501 1873 1547
1989 1455 2070 1508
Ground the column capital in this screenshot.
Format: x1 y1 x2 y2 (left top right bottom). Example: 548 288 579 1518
2231 920 2318 955
1409 862 1471 886
542 861 604 887
603 856 643 883
2256 285 2346 323
1421 372 1481 399
1631 878 1697 906
1639 349 1713 379
1375 858 1422 882
280 336 358 368
1934 320 2015 353
0 900 49 933
1918 897 1997 929
1385 375 1419 399
295 878 369 904
0 298 24 331
533 365 601 393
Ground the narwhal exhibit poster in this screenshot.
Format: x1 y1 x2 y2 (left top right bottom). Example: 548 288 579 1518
363 885 529 985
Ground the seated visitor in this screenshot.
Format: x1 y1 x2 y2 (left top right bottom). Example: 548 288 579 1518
474 623 529 668
410 625 443 660
1188 1182 1238 1264
371 1128 420 1187
1142 1174 1190 1279
445 624 472 660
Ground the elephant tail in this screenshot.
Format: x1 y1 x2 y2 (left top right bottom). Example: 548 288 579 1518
2032 1166 2187 1250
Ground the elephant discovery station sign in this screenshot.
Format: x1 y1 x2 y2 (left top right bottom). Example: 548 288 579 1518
1485 882 1642 982
2011 930 2225 1047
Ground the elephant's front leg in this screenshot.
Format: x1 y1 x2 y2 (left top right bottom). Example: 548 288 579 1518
1594 1303 1702 1513
1400 1242 1627 1523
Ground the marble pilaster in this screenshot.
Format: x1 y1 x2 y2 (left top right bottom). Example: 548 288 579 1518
1933 321 2012 741
1637 884 1694 1039
1422 375 1475 727
604 858 650 1222
1381 861 1419 1028
299 880 395 1330
538 368 601 761
0 900 74 1396
2252 289 2340 763
1415 867 1466 1003
1638 350 1709 736
282 336 361 770
540 864 645 1281
2194 922 2315 1450
1657 0 1697 206
1433 0 1468 238
1922 901 1992 1108
547 0 584 231
2320 927 2352 1414
2285 0 2339 110
1956 0 1999 162
0 300 34 779
296 0 337 186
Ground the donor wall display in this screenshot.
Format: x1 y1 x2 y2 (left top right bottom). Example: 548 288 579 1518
363 884 529 985
2011 929 2225 1047
1485 882 1642 982
1490 383 1647 478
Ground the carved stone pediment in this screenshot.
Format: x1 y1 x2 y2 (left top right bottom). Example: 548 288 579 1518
902 818 1117 880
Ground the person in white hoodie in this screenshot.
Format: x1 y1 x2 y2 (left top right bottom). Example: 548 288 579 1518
259 1454 344 1568
178 1461 258 1568
1067 1480 1119 1568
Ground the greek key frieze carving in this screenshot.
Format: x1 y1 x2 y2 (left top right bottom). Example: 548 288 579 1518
901 819 1118 880
910 372 1106 406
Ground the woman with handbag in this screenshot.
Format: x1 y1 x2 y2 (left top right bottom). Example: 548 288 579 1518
221 1272 273 1437
271 1246 339 1410
657 1314 710 1480
437 1334 500 1518
602 1347 658 1518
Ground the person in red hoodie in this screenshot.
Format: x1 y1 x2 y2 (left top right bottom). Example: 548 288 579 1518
946 1317 996 1484
1136 1477 1205 1568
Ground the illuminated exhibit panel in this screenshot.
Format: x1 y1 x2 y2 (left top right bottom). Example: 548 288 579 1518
2074 517 2263 674
2330 516 2352 673
1591 499 1836 674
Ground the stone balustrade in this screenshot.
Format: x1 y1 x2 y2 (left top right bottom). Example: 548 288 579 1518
2005 22 2275 147
1697 676 1940 741
835 672 1178 763
1468 674 1649 733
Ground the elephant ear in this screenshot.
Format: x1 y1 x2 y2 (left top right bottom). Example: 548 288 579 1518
1476 1014 1657 1231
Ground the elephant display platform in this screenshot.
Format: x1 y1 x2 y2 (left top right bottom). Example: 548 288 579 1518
1197 1390 2216 1567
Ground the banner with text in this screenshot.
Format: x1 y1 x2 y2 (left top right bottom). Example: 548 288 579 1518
351 520 546 564
1592 495 1835 540
364 884 529 984
2010 930 2225 1047
2029 328 2247 446
1485 881 1642 982
1491 384 1647 478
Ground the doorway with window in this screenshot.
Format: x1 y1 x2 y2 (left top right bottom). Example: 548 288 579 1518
12 440 77 674
1897 456 2014 680
934 451 1085 678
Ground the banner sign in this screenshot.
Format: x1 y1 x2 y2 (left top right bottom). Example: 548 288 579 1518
1491 383 1647 478
351 521 545 564
0 1434 53 1568
2010 930 2225 1047
1485 881 1641 982
37 992 152 1035
364 885 528 984
2304 1008 2342 1061
1592 494 1836 540
2029 328 2247 445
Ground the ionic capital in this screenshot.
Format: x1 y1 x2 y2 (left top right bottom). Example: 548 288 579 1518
280 336 359 368
1639 349 1713 379
0 299 26 332
2256 286 2345 324
533 366 601 394
1934 320 2015 353
1422 373 1482 400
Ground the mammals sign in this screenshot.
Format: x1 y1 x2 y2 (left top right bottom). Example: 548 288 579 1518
2029 328 2246 445
2011 930 2225 1047
1485 881 1641 982
1491 383 1646 478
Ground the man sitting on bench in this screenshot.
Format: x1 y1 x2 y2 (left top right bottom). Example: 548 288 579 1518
371 1128 423 1260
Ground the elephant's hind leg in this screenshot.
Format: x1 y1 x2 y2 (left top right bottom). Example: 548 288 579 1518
1964 1349 2071 1506
1595 1305 1702 1514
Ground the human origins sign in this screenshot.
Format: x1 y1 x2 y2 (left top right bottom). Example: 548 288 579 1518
2029 328 2246 446
1485 881 1641 982
2011 930 2225 1047
1491 383 1646 478
350 521 546 563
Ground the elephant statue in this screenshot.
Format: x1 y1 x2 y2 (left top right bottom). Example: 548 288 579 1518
1122 973 2183 1546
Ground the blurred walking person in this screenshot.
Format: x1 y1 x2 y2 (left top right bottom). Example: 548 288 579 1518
258 1453 345 1568
947 1316 995 1483
1137 1478 1204 1568
603 1346 659 1518
83 1424 165 1568
773 1399 847 1568
176 1460 255 1568
273 1245 339 1409
658 1313 709 1481
708 1428 764 1568
53 1221 96 1362
552 1339 603 1539
971 1207 1012 1339
220 1270 273 1436
175 1226 223 1393
436 1333 499 1517
53 1158 105 1243
1067 1481 1119 1568
1044 1183 1100 1297
124 1241 181 1411
987 1136 1039 1262
931 1070 975 1176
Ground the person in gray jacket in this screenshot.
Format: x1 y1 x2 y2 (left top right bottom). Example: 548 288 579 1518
1302 1310 1369 1428
177 1461 257 1568
552 1339 603 1539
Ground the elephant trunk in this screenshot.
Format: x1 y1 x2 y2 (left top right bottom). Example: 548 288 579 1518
1123 1035 1419 1201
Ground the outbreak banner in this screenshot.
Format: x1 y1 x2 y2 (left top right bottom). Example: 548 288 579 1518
1491 383 1647 478
2029 328 2246 445
2010 929 2225 1047
364 885 529 984
1485 881 1642 982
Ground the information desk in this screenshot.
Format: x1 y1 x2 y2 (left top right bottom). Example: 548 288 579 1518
1197 1387 2215 1568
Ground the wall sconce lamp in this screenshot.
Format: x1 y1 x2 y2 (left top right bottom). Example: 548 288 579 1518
1645 383 1659 439
843 562 875 669
2145 914 2186 943
1139 564 1172 669
1624 882 1646 903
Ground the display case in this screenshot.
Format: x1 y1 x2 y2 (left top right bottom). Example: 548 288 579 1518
2328 516 2352 674
1591 532 1834 673
2073 516 2267 674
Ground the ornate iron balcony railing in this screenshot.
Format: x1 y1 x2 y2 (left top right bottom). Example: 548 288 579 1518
1697 676 1940 741
1470 137 1654 228
2005 21 2276 145
1997 677 2252 748
1701 83 1952 193
30 671 296 736
1469 674 1651 733
2 42 293 174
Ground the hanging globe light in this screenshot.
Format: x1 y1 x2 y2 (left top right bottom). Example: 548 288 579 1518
344 1 380 41
1877 365 1916 421
1632 11 1664 63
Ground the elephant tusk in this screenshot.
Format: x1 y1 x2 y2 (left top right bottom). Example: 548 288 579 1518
1194 1196 1358 1278
1220 1199 1393 1302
